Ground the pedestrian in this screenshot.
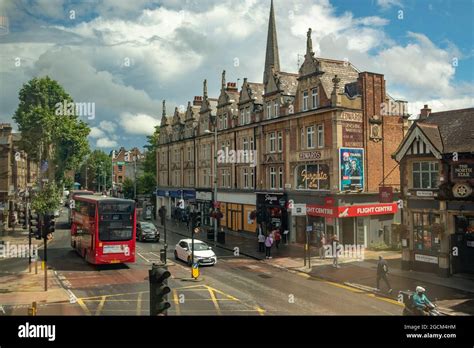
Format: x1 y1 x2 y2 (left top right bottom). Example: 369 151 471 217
257 224 265 252
265 233 273 259
331 234 340 268
319 232 326 259
274 230 281 249
376 256 393 293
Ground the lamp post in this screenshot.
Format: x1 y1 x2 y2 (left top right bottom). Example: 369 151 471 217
205 118 218 247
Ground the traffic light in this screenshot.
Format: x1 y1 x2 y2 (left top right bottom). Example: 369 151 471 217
159 206 166 226
18 207 26 229
192 212 202 234
29 213 41 240
149 264 171 316
42 214 55 240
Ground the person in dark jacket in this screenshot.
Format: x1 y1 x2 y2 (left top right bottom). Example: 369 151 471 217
376 256 393 293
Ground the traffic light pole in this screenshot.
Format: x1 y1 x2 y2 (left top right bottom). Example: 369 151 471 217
163 212 167 265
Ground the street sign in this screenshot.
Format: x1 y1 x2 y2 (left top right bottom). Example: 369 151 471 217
306 225 313 232
292 204 307 216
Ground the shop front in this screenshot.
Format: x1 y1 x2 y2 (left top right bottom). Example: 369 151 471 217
256 192 289 237
218 192 256 234
306 201 399 248
156 189 196 218
196 190 212 229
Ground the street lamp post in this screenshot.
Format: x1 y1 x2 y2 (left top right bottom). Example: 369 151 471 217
205 120 218 247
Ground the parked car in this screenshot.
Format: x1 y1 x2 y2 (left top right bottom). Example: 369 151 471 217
174 239 217 266
136 221 160 242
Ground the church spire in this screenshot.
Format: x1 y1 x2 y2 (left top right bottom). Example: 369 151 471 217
160 100 168 127
263 0 280 84
221 70 226 90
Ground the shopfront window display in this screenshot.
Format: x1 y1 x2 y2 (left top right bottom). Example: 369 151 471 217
413 212 441 252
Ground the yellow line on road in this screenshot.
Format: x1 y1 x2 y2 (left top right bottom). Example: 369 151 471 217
172 289 181 315
76 298 91 316
79 291 148 301
95 296 106 316
136 292 143 316
206 286 222 315
366 293 404 307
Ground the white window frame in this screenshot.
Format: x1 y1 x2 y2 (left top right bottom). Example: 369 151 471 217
412 161 439 189
277 131 283 153
278 166 283 189
270 167 277 189
306 126 315 149
267 103 272 119
223 113 228 129
303 91 308 111
269 132 276 153
243 168 249 189
246 107 251 124
312 88 318 109
274 100 279 118
317 124 324 148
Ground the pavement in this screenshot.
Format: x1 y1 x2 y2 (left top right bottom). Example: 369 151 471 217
160 218 474 315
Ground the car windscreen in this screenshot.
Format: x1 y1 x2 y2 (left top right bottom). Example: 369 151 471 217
192 243 209 251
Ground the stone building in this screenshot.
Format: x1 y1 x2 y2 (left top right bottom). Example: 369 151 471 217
156 0 409 247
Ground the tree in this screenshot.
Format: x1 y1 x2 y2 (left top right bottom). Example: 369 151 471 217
122 178 135 199
13 76 90 182
138 172 156 195
143 126 160 176
31 182 61 215
78 150 112 191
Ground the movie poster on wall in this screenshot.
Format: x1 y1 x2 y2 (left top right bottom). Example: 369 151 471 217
339 148 364 191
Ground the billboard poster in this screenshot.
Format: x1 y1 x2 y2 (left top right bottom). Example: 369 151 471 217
339 148 364 191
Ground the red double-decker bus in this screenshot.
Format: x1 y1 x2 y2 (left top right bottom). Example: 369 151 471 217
71 195 136 264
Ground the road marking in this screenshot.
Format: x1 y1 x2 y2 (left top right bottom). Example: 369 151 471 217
95 296 106 316
137 253 150 263
136 292 143 316
206 286 222 315
172 289 181 315
76 298 91 316
366 293 404 307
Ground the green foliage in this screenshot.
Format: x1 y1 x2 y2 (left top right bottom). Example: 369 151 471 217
31 183 61 215
79 150 112 191
143 126 160 176
138 172 156 195
12 76 90 181
122 178 135 199
62 176 74 191
369 241 401 251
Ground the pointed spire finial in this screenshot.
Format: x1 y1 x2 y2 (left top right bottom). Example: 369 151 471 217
222 70 226 90
162 100 166 118
203 79 208 98
263 0 280 84
306 28 313 55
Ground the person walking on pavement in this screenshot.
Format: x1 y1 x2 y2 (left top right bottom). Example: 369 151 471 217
331 234 340 268
257 224 265 252
265 233 274 259
319 232 327 259
376 255 393 293
274 230 281 249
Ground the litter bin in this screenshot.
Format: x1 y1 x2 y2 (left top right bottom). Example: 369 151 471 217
207 228 214 241
217 231 225 244
160 249 166 263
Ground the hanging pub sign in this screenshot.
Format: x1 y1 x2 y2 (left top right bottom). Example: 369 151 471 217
296 164 330 190
339 148 364 191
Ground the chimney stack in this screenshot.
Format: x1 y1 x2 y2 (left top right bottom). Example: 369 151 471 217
226 82 238 92
193 96 203 106
419 104 431 120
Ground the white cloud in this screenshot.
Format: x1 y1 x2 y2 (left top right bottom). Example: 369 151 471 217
120 112 159 135
96 137 118 148
99 121 117 133
89 127 105 138
376 0 404 9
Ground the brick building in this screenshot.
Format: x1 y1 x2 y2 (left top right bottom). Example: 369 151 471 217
0 123 39 228
156 1 409 247
111 147 144 190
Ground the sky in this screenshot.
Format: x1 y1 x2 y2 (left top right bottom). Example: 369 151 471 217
0 0 473 151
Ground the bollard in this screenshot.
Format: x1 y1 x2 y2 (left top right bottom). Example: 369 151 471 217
28 301 37 316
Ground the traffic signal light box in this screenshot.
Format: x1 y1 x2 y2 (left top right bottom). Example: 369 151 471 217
149 264 171 316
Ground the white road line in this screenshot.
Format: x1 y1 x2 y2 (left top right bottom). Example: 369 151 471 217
137 253 150 263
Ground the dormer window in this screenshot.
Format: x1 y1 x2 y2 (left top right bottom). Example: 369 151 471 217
303 91 309 111
312 88 318 109
267 103 272 119
223 113 228 129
